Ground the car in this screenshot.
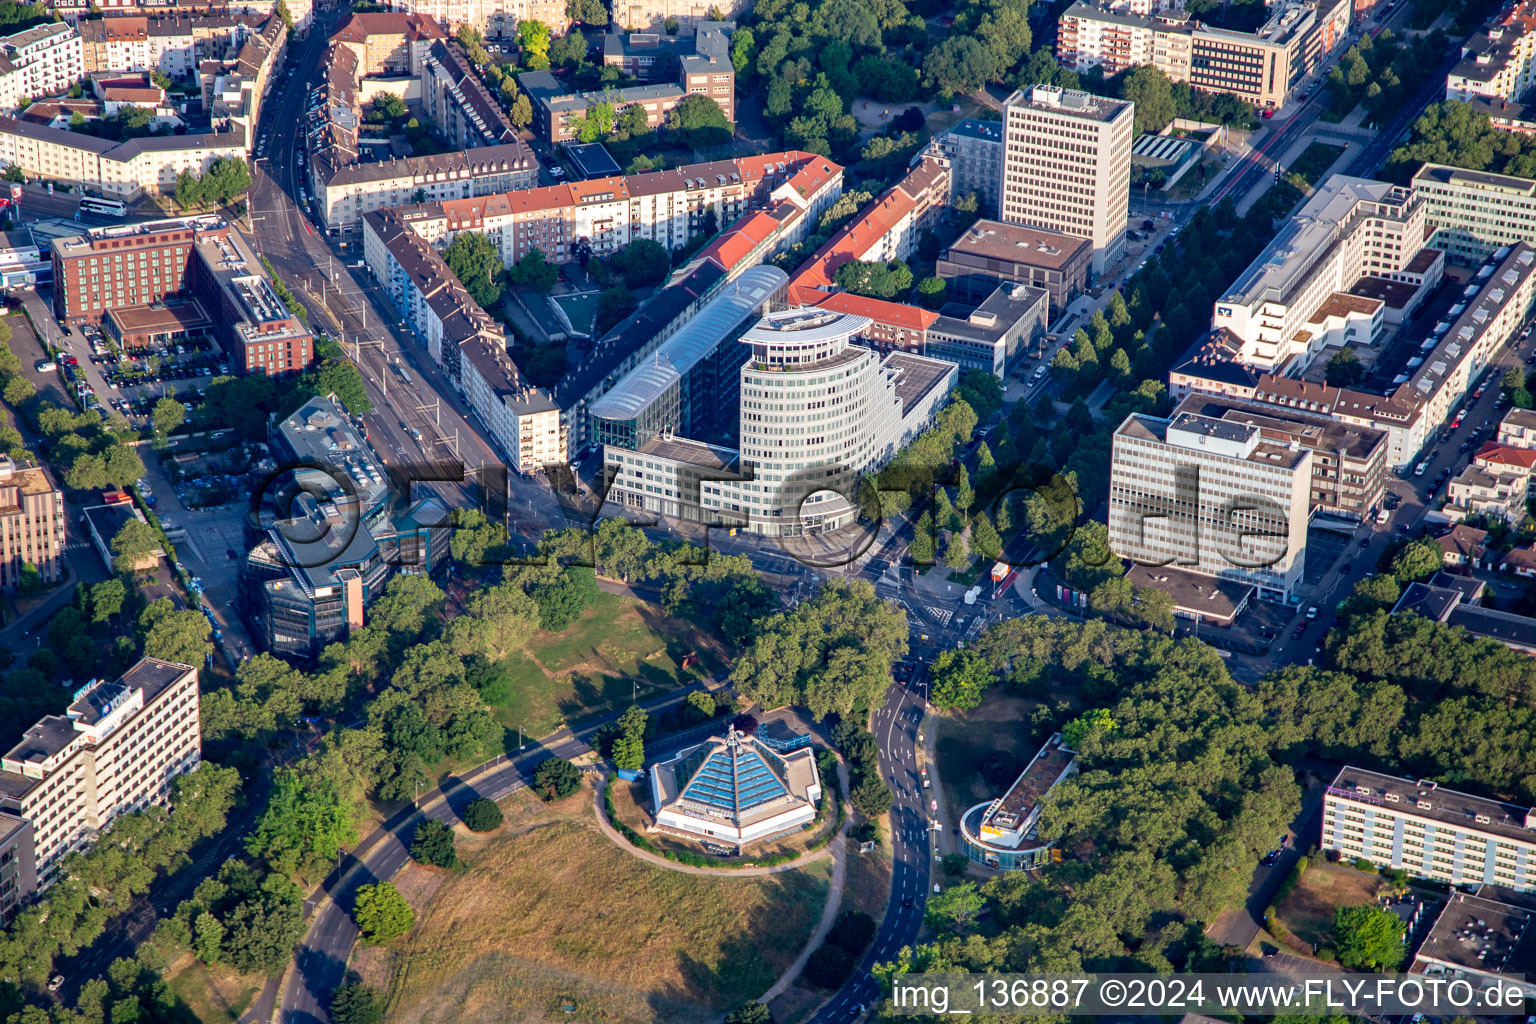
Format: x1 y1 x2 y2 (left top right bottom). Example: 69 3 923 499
1261 850 1279 866
1414 461 1428 476
1359 536 1370 548
1297 92 1309 101
902 895 915 908
1306 606 1318 620
1262 108 1274 118
48 975 63 992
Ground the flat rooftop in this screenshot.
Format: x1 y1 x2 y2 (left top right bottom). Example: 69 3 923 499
1414 162 1536 197
1415 891 1536 977
1176 394 1387 461
980 733 1075 833
107 298 211 335
885 351 954 412
635 434 740 473
1328 765 1536 845
1125 563 1253 623
944 220 1090 270
1005 84 1131 123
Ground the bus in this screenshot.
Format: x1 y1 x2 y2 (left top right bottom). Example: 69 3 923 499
393 363 413 385
78 197 126 217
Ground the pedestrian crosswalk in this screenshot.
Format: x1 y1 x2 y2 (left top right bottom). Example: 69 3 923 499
925 607 953 627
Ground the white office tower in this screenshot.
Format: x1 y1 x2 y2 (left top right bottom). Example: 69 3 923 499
702 307 956 537
1108 409 1312 600
999 85 1135 277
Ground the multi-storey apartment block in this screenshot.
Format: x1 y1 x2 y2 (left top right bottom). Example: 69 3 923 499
420 39 518 149
0 115 247 197
0 455 65 590
1000 86 1134 276
1323 766 1536 892
1059 0 1350 109
1109 404 1312 600
518 69 728 146
77 13 251 77
1446 0 1536 109
0 23 83 104
0 660 201 892
329 11 444 75
389 0 571 36
927 118 1004 218
613 0 749 32
1212 175 1441 372
1413 163 1536 266
314 143 538 234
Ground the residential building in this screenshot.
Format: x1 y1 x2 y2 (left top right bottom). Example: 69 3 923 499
420 40 517 149
614 0 749 33
1108 404 1312 600
936 219 1091 315
53 216 313 373
1499 407 1536 447
601 22 736 124
0 456 63 589
1322 764 1536 891
928 118 1005 217
1212 175 1441 372
1437 523 1490 567
389 0 571 36
1445 0 1536 110
1411 891 1536 1003
648 721 822 850
604 306 959 536
0 660 200 892
960 733 1077 871
999 86 1134 276
0 115 247 198
77 13 249 78
1058 0 1351 109
589 266 787 450
1394 572 1536 655
785 155 951 304
0 23 83 104
328 11 444 76
1448 441 1536 523
313 142 538 234
1412 163 1536 266
518 70 721 146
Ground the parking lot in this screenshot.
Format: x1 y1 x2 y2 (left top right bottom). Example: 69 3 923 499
67 323 224 431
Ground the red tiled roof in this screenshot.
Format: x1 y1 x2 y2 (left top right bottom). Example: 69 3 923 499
785 185 917 304
699 210 780 270
811 291 938 332
1476 441 1536 469
330 12 444 44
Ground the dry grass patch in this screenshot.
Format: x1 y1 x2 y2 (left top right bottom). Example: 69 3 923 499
384 812 831 1024
164 953 261 1024
1277 862 1388 949
935 690 1068 823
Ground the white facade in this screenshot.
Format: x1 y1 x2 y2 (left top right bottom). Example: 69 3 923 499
1213 175 1429 372
1000 86 1134 276
1413 163 1536 266
0 23 82 103
0 660 200 889
1108 408 1312 600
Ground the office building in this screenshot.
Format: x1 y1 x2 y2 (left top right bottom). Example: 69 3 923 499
1212 175 1441 372
1108 404 1313 600
1446 0 1536 108
999 86 1134 276
589 266 786 450
960 733 1077 871
1413 163 1536 266
1411 891 1536 1002
604 306 959 536
0 660 200 891
0 813 35 924
937 219 1091 315
83 500 160 573
599 22 736 124
518 69 731 146
648 721 822 850
1395 572 1536 655
0 455 63 590
1059 0 1351 110
53 216 312 373
0 23 83 104
1323 765 1536 892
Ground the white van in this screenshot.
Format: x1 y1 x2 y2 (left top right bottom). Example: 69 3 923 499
1375 507 1390 524
1414 461 1428 476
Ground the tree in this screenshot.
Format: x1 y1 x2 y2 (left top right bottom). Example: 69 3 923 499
15 561 41 596
924 36 994 94
1325 347 1365 387
519 19 551 67
609 238 670 288
331 982 384 1024
723 1003 774 1024
665 93 732 146
1061 707 1115 749
410 819 458 868
915 276 947 309
925 882 985 931
508 247 560 293
306 360 373 414
833 259 913 299
529 565 599 630
566 0 606 24
1121 66 1178 135
929 649 994 711
353 881 414 943
462 797 504 831
375 92 408 120
595 286 638 334
139 600 211 666
109 518 161 576
850 773 894 817
1333 904 1405 969
510 92 533 129
443 232 504 309
1390 537 1443 583
89 577 126 623
151 396 185 436
533 756 581 800
610 732 644 770
246 768 356 875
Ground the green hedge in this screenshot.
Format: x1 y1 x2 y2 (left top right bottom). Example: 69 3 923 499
1272 855 1308 907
